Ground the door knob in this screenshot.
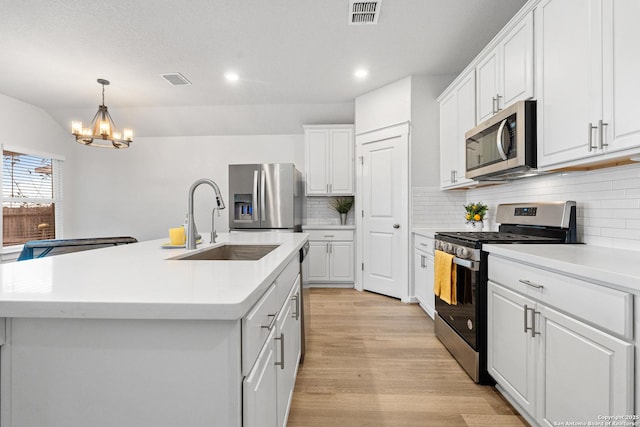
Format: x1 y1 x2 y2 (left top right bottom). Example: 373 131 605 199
393 224 400 229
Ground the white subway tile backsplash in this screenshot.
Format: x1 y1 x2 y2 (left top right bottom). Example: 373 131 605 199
304 196 355 225
412 163 640 250
411 187 466 228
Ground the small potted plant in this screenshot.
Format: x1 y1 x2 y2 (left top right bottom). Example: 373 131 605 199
330 197 354 225
464 202 488 231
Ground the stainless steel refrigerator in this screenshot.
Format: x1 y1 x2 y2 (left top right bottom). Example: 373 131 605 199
228 163 302 231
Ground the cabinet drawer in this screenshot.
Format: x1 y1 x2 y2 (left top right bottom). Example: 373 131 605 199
414 234 434 253
276 257 300 311
488 255 633 338
242 283 278 375
306 229 353 241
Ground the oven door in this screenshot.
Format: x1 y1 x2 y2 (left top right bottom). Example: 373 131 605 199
435 257 479 349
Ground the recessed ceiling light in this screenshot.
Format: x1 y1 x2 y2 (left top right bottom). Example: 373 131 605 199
354 69 369 79
224 72 240 82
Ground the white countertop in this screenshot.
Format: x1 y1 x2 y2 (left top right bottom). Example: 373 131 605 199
413 227 467 238
0 232 308 320
484 244 640 293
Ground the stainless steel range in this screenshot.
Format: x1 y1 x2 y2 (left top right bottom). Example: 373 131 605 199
434 201 577 384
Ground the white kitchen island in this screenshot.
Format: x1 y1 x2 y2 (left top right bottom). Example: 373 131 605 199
0 232 308 427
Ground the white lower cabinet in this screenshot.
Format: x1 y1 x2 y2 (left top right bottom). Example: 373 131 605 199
243 261 302 427
412 234 434 318
538 305 632 426
304 229 354 285
243 328 278 427
487 282 536 416
276 278 301 427
488 256 634 426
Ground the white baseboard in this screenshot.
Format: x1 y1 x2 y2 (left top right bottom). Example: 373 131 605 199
308 283 354 289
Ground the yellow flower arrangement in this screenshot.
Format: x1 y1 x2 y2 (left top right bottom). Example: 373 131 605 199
464 202 488 223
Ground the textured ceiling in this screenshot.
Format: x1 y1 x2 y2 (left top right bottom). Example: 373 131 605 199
0 0 526 134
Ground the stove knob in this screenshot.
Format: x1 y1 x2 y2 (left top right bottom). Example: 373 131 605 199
458 247 470 258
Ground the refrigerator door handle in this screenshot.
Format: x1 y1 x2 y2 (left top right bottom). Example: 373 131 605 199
260 170 266 221
252 170 259 221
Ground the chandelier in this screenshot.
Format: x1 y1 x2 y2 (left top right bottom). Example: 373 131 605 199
71 78 133 149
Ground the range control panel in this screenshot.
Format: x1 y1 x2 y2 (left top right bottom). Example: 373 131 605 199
514 207 537 216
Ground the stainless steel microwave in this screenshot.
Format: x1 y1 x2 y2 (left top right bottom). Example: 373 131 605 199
465 100 536 181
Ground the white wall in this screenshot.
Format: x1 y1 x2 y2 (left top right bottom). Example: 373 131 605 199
409 75 454 187
0 93 77 236
354 74 454 188
71 134 304 241
354 77 411 135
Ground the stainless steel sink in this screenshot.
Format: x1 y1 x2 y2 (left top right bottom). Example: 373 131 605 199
173 244 279 261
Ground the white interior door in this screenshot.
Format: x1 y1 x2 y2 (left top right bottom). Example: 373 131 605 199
361 129 408 300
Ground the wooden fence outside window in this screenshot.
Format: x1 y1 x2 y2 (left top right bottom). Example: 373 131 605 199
3 205 55 246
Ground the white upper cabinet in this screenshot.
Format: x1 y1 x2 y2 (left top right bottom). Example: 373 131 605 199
304 125 354 196
440 71 476 189
601 0 640 153
537 0 640 168
477 12 534 123
536 0 601 167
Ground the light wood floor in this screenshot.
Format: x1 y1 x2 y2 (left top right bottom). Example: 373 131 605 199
287 288 528 427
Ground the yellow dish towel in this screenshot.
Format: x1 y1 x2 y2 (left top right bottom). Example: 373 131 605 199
434 250 457 305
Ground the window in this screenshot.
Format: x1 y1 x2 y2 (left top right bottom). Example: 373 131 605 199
1 147 63 248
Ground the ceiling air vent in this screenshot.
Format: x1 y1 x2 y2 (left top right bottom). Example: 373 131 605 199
348 0 381 25
160 73 192 86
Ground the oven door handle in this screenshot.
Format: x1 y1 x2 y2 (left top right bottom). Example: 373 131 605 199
453 257 480 272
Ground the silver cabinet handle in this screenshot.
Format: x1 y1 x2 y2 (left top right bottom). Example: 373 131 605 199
329 243 332 254
261 313 277 331
393 224 400 229
531 309 541 337
452 170 457 183
292 294 300 320
519 279 544 289
599 119 609 148
274 333 285 370
524 304 531 334
523 305 540 338
492 96 497 114
324 235 334 238
588 123 598 152
326 243 329 253
496 93 502 112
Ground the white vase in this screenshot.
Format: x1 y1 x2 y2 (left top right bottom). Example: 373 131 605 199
465 221 484 231
340 213 347 225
